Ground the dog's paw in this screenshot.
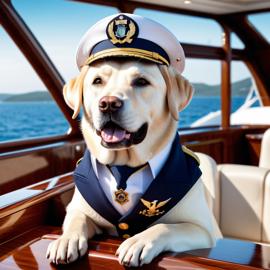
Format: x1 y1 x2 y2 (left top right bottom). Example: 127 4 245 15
116 225 168 267
46 234 88 264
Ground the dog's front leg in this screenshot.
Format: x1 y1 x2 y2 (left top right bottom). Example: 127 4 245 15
46 210 95 264
116 222 214 267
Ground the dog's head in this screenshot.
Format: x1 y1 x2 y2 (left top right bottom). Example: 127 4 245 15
63 59 193 166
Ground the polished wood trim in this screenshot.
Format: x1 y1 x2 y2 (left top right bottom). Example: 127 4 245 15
1 228 270 269
231 48 246 61
0 203 49 244
245 134 264 140
0 175 73 243
221 25 231 128
184 139 225 164
244 59 270 106
0 226 61 260
186 238 270 270
0 139 85 195
0 137 84 158
0 0 80 134
218 14 270 105
180 126 270 164
183 44 242 61
0 135 83 154
182 44 225 60
245 133 263 166
0 174 73 218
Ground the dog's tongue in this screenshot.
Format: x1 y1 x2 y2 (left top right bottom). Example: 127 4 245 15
101 127 126 143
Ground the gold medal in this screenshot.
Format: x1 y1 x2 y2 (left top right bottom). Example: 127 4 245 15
114 189 129 205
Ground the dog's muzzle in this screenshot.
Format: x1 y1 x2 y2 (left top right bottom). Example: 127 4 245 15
96 96 148 148
96 122 148 149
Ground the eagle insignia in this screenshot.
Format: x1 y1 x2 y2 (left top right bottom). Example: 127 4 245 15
107 14 138 45
139 198 171 217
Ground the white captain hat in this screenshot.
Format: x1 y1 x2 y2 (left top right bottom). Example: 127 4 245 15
76 13 185 73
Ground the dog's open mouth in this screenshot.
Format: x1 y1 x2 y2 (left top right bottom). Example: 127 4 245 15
96 122 148 148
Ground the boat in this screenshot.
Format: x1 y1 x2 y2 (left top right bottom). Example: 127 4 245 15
0 0 270 269
191 78 270 126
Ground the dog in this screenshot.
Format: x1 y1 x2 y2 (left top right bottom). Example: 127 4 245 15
46 13 220 267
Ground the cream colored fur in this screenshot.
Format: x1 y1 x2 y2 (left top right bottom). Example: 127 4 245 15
63 60 192 167
47 60 219 267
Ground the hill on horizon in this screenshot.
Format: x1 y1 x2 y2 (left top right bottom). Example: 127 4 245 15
1 91 52 102
0 93 15 101
0 77 252 102
193 77 252 96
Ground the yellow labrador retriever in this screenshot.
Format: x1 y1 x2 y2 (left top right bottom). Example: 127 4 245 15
46 59 219 267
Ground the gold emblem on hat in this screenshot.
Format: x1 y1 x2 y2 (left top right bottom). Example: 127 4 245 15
139 198 171 217
107 15 137 45
114 189 129 205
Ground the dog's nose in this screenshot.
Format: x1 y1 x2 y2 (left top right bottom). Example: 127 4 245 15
99 96 123 113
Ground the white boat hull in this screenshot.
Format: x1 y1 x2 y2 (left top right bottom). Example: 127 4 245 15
191 107 270 127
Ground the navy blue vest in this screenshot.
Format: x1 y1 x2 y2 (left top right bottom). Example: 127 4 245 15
73 133 201 238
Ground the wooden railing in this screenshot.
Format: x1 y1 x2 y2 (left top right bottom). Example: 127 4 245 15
1 227 270 269
0 173 74 244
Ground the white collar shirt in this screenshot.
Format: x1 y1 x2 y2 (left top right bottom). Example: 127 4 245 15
90 139 173 215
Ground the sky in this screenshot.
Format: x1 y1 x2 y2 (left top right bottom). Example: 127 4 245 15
0 0 269 94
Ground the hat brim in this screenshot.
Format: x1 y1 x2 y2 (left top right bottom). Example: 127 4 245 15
84 48 169 67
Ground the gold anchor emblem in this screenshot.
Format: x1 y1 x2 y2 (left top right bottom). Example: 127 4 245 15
139 198 171 217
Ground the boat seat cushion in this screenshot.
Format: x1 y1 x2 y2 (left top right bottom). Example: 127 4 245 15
259 128 270 169
196 152 220 224
197 152 270 244
217 164 270 243
263 172 270 242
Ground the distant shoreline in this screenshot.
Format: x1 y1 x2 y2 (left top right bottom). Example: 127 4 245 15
0 96 247 104
1 100 55 103
0 91 52 102
0 77 252 102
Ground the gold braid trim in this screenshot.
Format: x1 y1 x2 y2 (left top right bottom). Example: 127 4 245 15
84 48 169 66
182 145 200 165
76 157 83 167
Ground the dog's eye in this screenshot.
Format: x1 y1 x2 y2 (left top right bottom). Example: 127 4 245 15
92 77 103 85
132 77 150 87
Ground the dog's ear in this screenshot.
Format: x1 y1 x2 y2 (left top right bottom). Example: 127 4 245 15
63 66 89 119
159 66 194 121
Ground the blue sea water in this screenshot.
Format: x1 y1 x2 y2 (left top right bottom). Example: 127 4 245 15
0 97 246 143
0 102 69 142
179 96 246 126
